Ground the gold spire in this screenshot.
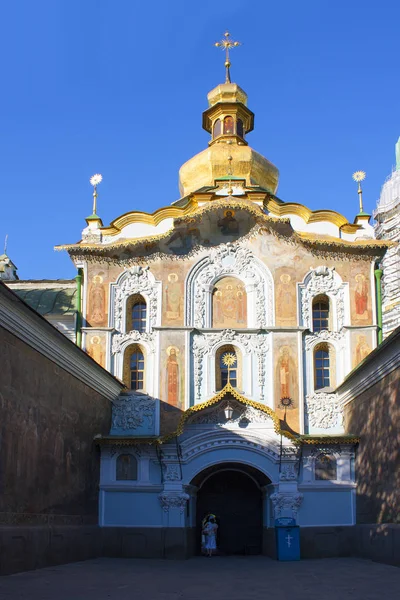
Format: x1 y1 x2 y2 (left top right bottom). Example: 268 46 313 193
215 31 241 83
352 170 366 213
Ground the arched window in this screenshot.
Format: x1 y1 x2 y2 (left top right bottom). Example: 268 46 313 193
312 295 330 332
314 343 331 390
236 118 244 138
213 119 222 138
123 345 145 391
223 116 234 134
315 454 337 481
216 345 240 390
126 295 147 332
116 454 138 481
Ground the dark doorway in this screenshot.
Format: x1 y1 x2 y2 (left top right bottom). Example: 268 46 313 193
195 467 263 555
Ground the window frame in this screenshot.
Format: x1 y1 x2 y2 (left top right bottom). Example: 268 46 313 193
116 453 138 481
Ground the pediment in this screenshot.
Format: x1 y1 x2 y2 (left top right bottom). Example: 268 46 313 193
162 383 298 442
187 396 273 426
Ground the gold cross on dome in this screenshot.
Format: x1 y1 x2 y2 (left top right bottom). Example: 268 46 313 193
215 31 241 83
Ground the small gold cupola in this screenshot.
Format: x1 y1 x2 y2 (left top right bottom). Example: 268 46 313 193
178 32 279 198
202 82 254 145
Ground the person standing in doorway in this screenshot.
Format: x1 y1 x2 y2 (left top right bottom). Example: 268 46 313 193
202 514 218 557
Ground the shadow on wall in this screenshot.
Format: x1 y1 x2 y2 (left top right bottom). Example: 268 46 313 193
344 368 400 524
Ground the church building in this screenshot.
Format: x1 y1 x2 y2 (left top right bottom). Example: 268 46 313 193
50 36 393 554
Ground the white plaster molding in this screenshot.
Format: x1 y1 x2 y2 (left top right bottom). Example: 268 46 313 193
270 492 304 518
159 492 189 512
110 266 161 332
188 397 272 425
163 464 181 481
111 393 156 432
305 392 342 430
192 329 269 403
279 463 298 481
0 288 123 401
179 428 293 464
111 330 156 354
298 266 348 331
304 329 346 351
186 243 274 328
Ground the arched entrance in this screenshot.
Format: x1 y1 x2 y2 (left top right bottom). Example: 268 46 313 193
192 463 270 555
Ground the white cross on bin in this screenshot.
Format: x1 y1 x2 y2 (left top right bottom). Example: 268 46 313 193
285 534 293 548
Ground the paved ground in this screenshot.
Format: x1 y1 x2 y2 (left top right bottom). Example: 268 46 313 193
0 557 399 600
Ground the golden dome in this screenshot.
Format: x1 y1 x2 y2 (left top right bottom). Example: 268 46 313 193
178 80 279 197
179 142 279 197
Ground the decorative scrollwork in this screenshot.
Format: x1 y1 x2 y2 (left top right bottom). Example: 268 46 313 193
192 330 269 403
113 266 159 331
186 242 273 328
305 393 342 430
159 493 189 513
270 492 303 518
111 393 156 432
300 267 345 330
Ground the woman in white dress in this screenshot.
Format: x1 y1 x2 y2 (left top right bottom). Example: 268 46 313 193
202 515 218 557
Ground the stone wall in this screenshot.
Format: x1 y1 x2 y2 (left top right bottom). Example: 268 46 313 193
338 327 400 524
0 326 112 522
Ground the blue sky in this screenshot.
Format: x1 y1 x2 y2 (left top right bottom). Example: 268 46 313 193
1 0 399 280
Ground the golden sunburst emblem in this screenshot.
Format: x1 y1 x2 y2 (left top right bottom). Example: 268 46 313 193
222 353 237 367
352 170 366 183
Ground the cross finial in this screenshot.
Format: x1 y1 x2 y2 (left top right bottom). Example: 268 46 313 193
4 234 8 254
215 31 241 83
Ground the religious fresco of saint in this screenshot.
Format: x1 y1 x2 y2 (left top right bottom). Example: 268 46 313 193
163 271 184 325
350 265 372 324
352 331 373 368
273 337 299 431
88 272 108 327
212 276 247 328
87 334 106 368
159 332 185 410
275 267 297 326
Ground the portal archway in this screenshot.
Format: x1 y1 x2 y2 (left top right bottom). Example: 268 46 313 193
192 462 270 555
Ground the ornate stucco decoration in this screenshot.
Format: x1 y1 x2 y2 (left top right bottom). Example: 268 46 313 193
112 266 160 332
163 463 181 481
159 492 189 512
188 397 272 425
270 492 304 518
186 242 273 329
305 393 342 430
111 393 156 432
279 463 298 481
112 330 156 354
181 432 282 463
192 329 269 402
300 266 346 330
304 329 346 351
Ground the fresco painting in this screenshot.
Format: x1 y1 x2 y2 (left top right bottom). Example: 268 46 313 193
159 332 185 410
275 268 297 325
212 276 247 328
166 346 180 407
353 333 372 368
164 272 183 323
88 272 107 327
87 334 106 368
350 265 372 324
273 337 299 431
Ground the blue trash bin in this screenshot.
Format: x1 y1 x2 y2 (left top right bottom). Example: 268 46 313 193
275 517 300 561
